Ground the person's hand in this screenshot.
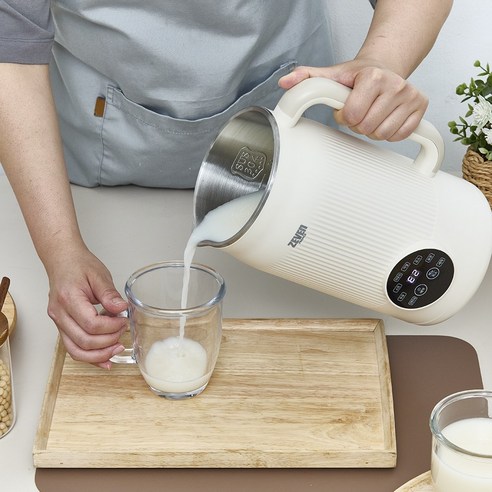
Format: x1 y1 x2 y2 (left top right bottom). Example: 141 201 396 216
45 245 128 369
278 59 428 142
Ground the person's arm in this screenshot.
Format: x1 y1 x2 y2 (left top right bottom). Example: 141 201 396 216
279 0 453 141
355 0 452 78
0 63 127 367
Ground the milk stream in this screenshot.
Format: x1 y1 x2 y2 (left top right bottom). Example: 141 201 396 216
145 192 262 392
180 190 263 335
432 417 492 491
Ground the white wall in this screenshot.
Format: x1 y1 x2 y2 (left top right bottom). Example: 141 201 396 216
327 0 492 174
0 0 489 176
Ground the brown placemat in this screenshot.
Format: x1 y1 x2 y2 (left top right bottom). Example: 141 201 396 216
35 335 483 492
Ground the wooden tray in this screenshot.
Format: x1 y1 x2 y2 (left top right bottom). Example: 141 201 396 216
395 471 433 491
33 318 396 468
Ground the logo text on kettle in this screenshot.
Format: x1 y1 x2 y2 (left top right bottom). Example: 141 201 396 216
288 225 308 248
231 146 266 181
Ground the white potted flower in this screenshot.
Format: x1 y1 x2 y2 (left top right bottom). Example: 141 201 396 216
449 61 492 208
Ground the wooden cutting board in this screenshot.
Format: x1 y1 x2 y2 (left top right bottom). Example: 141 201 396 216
33 318 396 468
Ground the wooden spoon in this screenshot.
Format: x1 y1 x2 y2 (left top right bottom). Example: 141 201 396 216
0 277 9 311
0 277 11 344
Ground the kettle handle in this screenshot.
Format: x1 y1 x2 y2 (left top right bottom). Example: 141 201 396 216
273 77 444 177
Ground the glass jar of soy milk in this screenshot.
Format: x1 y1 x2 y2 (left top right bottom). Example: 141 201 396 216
0 322 15 438
430 390 492 492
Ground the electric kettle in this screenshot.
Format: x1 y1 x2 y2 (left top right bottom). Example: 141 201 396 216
193 78 492 325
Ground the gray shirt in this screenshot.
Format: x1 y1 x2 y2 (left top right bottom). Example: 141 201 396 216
0 1 53 63
0 1 376 64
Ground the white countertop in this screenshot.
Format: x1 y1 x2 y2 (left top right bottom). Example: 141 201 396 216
0 176 490 491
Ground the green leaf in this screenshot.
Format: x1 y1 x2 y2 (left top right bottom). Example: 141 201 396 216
479 147 489 154
483 86 492 98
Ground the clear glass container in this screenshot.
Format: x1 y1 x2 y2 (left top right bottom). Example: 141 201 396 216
430 389 492 492
0 325 15 438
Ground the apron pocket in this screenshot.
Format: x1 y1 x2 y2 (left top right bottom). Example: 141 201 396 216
100 61 296 187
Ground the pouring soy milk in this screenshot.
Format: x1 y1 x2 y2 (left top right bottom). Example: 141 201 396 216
141 192 261 394
183 191 263 276
118 195 250 397
159 191 261 371
181 192 261 331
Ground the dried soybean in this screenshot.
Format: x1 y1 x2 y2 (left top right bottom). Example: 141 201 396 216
0 358 13 436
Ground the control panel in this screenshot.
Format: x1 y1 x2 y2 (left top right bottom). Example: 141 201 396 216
386 249 454 309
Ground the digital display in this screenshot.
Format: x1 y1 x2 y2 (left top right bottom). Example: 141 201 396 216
386 249 454 309
406 269 421 284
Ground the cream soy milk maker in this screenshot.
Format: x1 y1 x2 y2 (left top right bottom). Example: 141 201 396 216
193 78 492 325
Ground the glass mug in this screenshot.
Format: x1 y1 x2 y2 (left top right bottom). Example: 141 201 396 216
430 389 492 492
111 261 225 400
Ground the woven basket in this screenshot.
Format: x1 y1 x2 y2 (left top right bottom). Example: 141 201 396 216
462 147 492 209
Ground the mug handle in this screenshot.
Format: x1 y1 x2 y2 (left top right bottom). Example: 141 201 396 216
102 309 137 365
273 77 444 177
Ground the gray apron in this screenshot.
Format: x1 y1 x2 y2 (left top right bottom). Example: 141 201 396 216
49 1 334 188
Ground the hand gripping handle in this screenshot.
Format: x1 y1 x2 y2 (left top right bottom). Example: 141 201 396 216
273 77 444 177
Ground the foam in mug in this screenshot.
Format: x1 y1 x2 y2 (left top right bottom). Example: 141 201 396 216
142 192 261 394
142 337 209 394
